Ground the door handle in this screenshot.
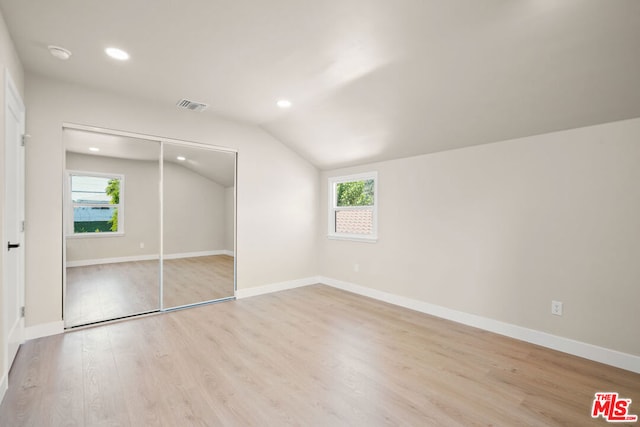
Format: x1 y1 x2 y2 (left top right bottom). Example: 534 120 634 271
7 242 20 251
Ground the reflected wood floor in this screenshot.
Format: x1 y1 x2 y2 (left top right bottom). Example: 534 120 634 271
2 285 639 426
163 255 234 308
65 255 234 327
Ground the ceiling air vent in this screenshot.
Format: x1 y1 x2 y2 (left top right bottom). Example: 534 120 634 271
176 98 209 112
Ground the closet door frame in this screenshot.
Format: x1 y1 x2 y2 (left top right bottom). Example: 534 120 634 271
62 123 237 328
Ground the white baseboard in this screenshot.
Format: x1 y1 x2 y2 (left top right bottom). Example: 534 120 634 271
66 254 159 267
24 321 64 341
163 250 230 260
0 371 7 405
318 276 640 374
235 276 320 299
67 250 234 267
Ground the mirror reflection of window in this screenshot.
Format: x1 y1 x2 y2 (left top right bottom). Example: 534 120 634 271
69 173 123 235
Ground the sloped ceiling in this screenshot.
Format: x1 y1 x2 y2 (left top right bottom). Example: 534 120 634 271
1 0 639 169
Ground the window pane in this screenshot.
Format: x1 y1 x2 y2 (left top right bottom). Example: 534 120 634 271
71 176 113 204
336 179 374 207
74 206 118 233
335 209 373 235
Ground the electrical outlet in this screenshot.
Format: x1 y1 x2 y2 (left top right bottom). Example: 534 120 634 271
551 300 563 316
353 263 359 272
139 242 145 249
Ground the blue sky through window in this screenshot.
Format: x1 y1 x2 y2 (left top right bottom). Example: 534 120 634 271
71 175 111 204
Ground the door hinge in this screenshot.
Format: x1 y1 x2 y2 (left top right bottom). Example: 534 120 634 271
20 306 25 318
21 220 25 232
21 135 26 146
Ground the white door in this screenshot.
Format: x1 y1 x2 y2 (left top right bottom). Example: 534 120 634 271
3 71 25 373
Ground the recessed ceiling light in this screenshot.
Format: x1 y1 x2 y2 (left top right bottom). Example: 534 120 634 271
48 45 72 60
277 99 292 108
177 156 186 161
89 147 100 152
105 47 130 61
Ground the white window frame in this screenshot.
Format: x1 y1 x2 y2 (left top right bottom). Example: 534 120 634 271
328 171 378 242
66 170 125 238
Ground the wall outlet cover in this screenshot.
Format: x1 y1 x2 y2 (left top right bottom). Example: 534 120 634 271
551 300 563 316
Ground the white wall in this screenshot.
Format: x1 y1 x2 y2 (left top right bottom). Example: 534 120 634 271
0 12 22 94
24 73 319 327
320 118 640 357
0 6 24 399
163 161 226 255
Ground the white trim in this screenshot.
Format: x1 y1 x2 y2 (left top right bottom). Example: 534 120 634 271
3 69 26 394
62 122 238 154
159 142 165 309
0 371 7 405
5 315 23 360
24 321 64 341
318 277 640 374
163 250 231 260
66 250 234 267
327 235 378 243
224 250 235 257
233 152 237 295
235 276 320 299
66 231 125 239
66 254 159 267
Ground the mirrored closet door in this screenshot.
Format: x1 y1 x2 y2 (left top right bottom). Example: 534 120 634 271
63 127 236 328
162 143 236 309
64 129 161 327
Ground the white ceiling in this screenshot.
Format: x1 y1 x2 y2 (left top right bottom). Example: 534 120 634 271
2 0 640 169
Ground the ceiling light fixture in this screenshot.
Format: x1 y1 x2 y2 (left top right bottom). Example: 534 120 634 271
277 99 292 108
89 147 100 152
105 47 130 61
177 156 186 161
48 45 72 60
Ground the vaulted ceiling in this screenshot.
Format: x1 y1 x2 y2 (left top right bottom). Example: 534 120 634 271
2 0 639 169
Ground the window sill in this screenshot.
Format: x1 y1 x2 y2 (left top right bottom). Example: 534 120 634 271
66 232 125 239
327 234 378 243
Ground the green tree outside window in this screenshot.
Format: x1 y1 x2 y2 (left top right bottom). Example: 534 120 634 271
105 179 120 231
336 179 374 206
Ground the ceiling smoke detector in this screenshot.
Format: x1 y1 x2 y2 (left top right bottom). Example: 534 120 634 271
176 99 209 112
48 45 72 60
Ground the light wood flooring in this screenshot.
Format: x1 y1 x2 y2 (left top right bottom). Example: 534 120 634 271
2 285 639 426
65 255 234 327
